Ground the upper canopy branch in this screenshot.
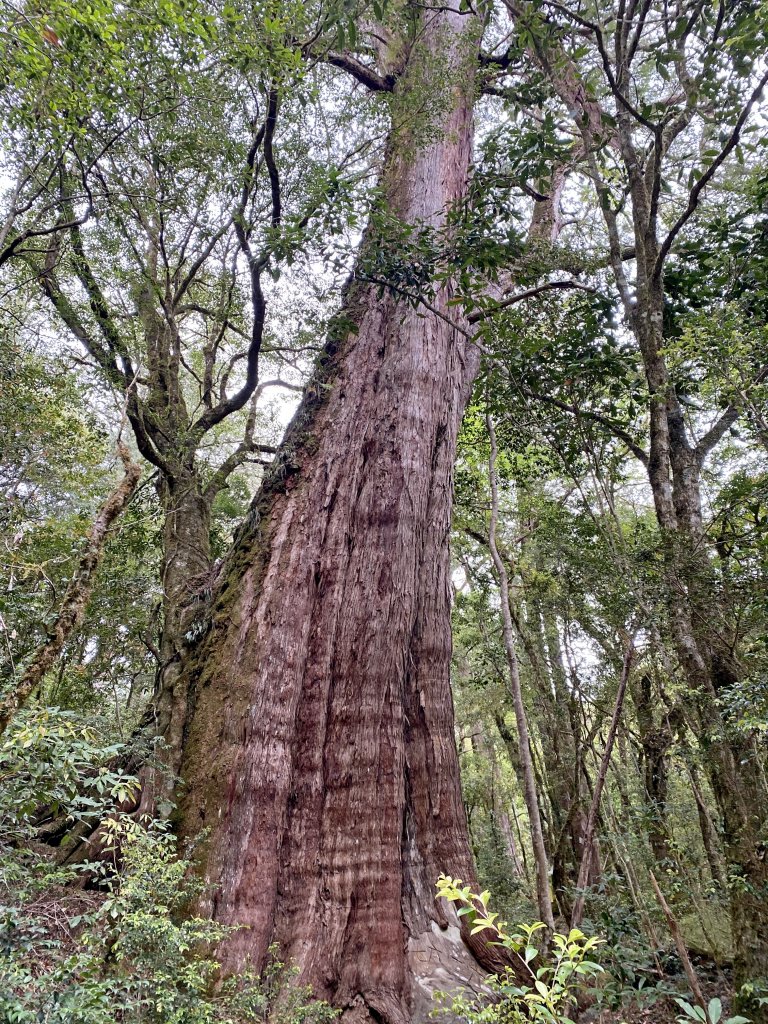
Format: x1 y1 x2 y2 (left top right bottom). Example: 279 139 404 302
325 52 395 91
468 280 597 324
653 66 768 281
189 90 281 442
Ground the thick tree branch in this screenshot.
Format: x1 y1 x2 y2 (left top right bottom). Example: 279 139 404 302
467 279 596 323
0 210 93 270
695 406 740 466
263 89 282 228
69 221 137 381
325 52 395 91
524 387 649 466
540 0 658 130
36 251 170 475
189 114 275 438
202 379 298 500
695 366 768 464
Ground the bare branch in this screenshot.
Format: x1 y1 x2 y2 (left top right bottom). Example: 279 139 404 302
467 279 596 323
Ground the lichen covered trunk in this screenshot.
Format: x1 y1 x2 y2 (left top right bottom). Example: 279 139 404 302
132 469 213 817
157 472 212 755
174 13 492 1022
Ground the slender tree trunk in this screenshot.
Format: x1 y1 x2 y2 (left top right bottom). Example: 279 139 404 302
171 14 509 1022
498 809 525 878
53 463 215 867
0 444 140 736
570 642 633 929
633 673 674 866
503 12 768 997
485 413 555 936
686 764 725 888
650 872 708 1016
532 601 595 916
636 300 768 1015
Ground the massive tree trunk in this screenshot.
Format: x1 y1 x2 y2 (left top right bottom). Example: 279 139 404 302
172 12 500 1022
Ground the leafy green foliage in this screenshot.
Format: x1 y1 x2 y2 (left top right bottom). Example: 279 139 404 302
2 0 768 1018
0 352 159 734
0 708 138 844
0 812 337 1024
435 877 604 1022
675 995 750 1024
0 707 336 1023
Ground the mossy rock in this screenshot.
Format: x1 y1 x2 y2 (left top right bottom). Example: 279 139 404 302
680 907 734 964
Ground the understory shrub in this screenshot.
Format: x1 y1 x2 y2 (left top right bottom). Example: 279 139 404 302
434 875 604 1022
433 877 752 1024
0 710 336 1024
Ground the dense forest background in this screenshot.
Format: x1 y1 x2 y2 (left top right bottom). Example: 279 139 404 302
1 1 767 1023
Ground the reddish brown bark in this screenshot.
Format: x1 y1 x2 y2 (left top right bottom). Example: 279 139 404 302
173 12 501 1022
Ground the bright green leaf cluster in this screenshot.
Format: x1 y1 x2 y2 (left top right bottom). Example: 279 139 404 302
435 876 605 1023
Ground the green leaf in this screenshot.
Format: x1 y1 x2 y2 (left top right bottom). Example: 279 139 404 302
676 999 704 1021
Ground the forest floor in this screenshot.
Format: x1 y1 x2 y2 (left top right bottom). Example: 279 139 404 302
584 958 734 1024
589 1000 732 1024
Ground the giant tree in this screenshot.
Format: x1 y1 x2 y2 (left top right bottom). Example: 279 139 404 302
159 5 548 1020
